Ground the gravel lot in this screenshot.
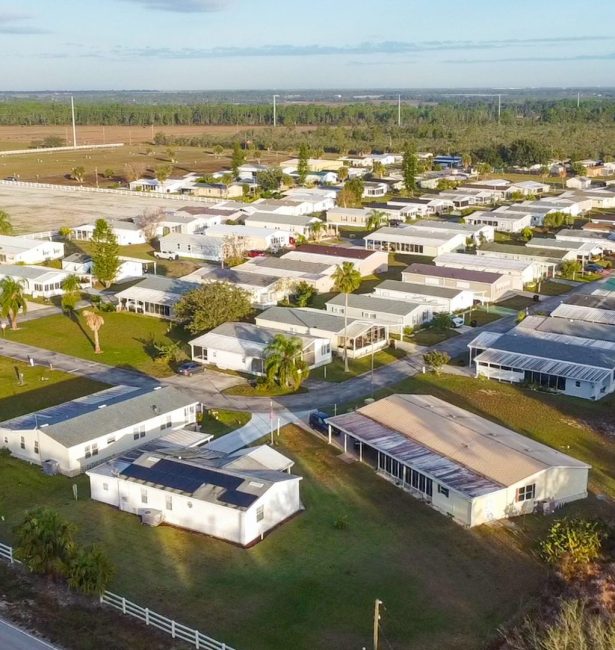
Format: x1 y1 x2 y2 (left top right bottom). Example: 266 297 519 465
0 184 217 234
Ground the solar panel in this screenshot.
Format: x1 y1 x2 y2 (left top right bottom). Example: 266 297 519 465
218 491 259 508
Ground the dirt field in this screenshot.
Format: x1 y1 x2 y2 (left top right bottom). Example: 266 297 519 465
0 183 220 233
0 124 316 149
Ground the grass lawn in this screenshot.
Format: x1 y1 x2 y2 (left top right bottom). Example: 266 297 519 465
6 312 190 378
410 327 460 346
0 426 547 650
200 408 250 438
311 347 406 383
534 280 573 296
467 309 503 326
496 295 535 311
371 373 615 498
0 356 107 420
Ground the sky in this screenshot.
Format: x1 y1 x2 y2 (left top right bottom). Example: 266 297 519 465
1 0 615 90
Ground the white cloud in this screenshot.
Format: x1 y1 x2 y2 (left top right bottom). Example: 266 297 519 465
118 0 230 12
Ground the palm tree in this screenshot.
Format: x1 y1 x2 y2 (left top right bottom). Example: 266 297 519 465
0 276 27 330
14 507 76 578
61 274 81 312
332 261 362 372
67 545 115 596
310 220 326 242
264 334 309 391
83 309 105 354
366 210 387 232
0 209 13 235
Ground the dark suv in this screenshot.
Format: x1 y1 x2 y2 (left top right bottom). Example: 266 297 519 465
309 410 330 435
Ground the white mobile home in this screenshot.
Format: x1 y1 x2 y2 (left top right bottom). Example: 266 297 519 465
0 265 71 298
283 244 388 276
189 322 331 374
0 235 64 265
434 252 539 288
88 446 302 547
158 233 225 262
0 385 200 476
373 279 474 312
204 224 294 251
326 394 589 527
243 212 322 237
73 219 147 246
364 227 466 257
115 276 199 319
234 256 337 293
465 210 533 233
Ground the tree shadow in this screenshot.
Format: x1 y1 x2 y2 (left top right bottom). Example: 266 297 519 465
65 309 94 349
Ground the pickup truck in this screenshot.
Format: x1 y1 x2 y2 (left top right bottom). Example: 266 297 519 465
154 251 179 260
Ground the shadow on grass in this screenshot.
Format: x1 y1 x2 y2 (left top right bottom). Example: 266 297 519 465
66 309 95 349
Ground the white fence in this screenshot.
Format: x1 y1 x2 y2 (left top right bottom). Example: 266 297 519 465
0 179 220 204
0 540 235 650
0 144 124 156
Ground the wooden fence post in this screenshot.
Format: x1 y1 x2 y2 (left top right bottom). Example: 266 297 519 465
122 597 126 614
145 607 150 626
171 620 176 638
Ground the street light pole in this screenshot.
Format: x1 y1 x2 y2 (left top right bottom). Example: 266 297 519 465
273 94 280 127
373 599 383 650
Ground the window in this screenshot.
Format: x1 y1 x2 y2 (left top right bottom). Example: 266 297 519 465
165 495 173 511
34 440 39 455
516 484 536 502
141 488 148 504
437 485 449 498
107 436 116 445
103 482 109 492
84 445 91 459
92 443 99 456
133 424 146 439
321 342 331 356
256 505 264 522
20 436 25 450
575 381 581 388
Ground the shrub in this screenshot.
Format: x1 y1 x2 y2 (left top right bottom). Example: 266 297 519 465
68 545 115 596
540 518 603 579
423 350 451 374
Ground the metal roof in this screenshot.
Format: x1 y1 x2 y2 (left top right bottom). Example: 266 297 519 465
375 279 465 299
244 212 318 227
327 394 588 496
566 294 615 311
248 256 332 274
0 385 199 447
404 262 503 284
325 293 425 316
198 268 280 288
478 243 566 260
517 315 615 343
434 253 534 273
293 243 376 260
473 333 615 382
551 303 615 326
256 306 349 333
364 227 464 247
526 238 598 252
115 276 199 302
0 264 68 282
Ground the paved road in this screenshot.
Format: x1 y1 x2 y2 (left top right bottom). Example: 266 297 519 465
0 618 59 650
0 277 605 416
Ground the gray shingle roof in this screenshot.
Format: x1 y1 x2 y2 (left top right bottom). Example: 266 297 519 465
404 262 503 284
325 293 424 315
257 306 348 333
376 279 465 299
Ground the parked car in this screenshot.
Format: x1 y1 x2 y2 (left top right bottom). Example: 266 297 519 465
176 361 204 376
154 251 179 260
4 176 17 181
451 315 465 328
585 263 604 273
246 249 265 258
308 410 330 435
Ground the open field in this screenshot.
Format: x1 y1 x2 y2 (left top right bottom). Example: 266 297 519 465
0 355 107 420
0 425 547 650
6 312 190 378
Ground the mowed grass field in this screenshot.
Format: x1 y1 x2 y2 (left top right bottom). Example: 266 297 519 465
0 355 107 419
6 312 190 377
0 425 546 650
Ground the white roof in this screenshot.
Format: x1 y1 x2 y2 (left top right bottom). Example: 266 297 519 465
364 227 465 247
0 235 57 254
435 253 534 273
205 224 292 239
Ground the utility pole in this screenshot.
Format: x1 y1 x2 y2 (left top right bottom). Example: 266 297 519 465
577 91 580 108
70 96 77 148
273 94 280 127
497 94 502 124
373 599 383 650
397 94 401 127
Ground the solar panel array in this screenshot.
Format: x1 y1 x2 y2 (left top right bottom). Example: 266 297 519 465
121 458 259 508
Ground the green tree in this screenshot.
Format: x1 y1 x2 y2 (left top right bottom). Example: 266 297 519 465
83 309 105 354
213 144 224 158
402 141 418 195
371 161 386 178
309 220 326 242
423 350 451 374
175 282 252 334
337 166 349 182
14 508 76 578
297 143 310 185
256 167 283 191
294 281 316 307
540 518 603 579
431 312 453 330
68 545 115 596
155 165 172 185
561 259 581 280
0 209 13 235
332 261 362 372
71 166 85 183
58 226 73 240
544 211 568 230
61 274 81 312
231 141 245 177
366 210 387 232
337 177 364 208
264 334 309 390
0 276 27 330
103 168 114 179
91 219 120 288
153 340 184 364
521 226 534 241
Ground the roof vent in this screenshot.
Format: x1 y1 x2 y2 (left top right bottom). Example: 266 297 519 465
97 404 107 409
154 386 162 391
